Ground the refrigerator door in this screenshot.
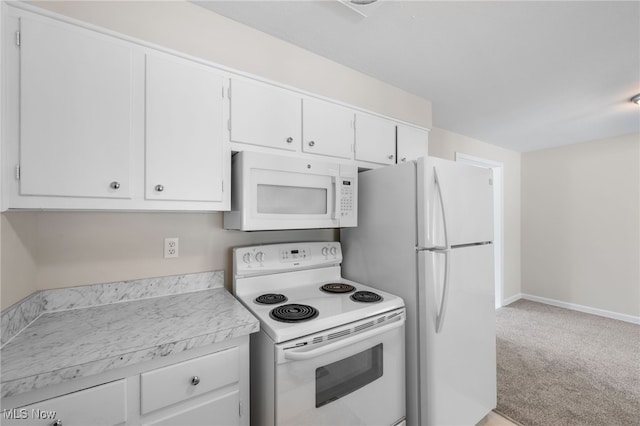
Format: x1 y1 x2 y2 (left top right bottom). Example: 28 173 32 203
418 243 496 426
417 157 493 248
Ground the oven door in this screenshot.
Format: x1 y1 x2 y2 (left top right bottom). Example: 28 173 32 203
274 311 405 426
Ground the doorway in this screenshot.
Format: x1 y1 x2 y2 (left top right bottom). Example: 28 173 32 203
455 153 504 309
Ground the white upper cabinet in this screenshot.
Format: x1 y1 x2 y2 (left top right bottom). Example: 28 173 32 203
397 124 429 163
4 9 230 211
145 53 225 203
229 78 301 151
354 113 397 165
19 15 134 200
302 98 354 159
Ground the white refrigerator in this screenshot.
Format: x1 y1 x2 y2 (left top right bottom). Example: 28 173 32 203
341 156 496 426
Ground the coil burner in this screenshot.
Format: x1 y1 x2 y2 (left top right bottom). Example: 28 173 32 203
255 293 288 305
350 291 383 303
270 304 319 323
320 283 356 293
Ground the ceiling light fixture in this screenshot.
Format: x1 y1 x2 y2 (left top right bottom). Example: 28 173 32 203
632 94 640 105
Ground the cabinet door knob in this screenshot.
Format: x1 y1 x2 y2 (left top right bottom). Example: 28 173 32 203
286 137 293 143
51 420 63 426
401 157 407 162
308 141 315 147
110 181 120 190
155 184 164 192
388 154 394 160
191 376 200 386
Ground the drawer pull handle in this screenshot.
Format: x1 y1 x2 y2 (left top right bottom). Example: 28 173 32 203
51 420 63 426
110 181 120 190
155 184 164 192
286 137 293 143
191 376 200 386
308 141 315 147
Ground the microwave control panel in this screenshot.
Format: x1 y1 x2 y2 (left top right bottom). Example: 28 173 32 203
339 175 357 227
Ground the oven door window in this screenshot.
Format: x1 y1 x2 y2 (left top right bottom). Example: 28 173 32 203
315 344 383 408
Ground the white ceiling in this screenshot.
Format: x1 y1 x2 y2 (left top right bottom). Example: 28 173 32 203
195 0 640 152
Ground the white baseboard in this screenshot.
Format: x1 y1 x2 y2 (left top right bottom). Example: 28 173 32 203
511 294 640 325
501 293 522 306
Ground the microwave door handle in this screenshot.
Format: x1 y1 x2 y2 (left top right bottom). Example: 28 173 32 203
332 176 339 220
283 319 403 361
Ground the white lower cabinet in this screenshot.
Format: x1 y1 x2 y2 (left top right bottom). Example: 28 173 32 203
2 340 249 426
1 380 126 426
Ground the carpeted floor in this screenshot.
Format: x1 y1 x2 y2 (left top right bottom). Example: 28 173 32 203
495 300 640 426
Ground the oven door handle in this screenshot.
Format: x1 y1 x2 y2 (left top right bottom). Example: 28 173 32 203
283 319 404 361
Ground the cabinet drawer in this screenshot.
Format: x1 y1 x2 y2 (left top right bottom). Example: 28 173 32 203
140 347 239 414
143 390 239 426
2 380 126 426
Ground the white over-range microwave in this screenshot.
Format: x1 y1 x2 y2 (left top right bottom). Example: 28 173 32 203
224 151 358 231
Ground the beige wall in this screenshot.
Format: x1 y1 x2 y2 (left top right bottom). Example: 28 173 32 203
521 133 640 317
1 213 38 308
1 211 336 309
1 1 432 309
429 127 522 302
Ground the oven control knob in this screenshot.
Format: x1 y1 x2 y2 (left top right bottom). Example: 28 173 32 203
321 247 329 256
255 251 265 263
330 246 337 256
242 253 252 264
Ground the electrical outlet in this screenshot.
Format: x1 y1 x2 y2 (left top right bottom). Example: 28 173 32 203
164 237 179 258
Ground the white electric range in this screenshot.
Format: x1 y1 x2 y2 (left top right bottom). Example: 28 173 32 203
233 242 406 426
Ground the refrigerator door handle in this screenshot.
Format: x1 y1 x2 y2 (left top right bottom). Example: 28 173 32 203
435 248 451 333
433 166 450 250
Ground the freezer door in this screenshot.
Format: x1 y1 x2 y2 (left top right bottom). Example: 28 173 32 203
418 244 496 426
418 157 493 248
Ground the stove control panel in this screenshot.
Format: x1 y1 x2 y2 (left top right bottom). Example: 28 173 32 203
280 247 310 263
234 242 342 276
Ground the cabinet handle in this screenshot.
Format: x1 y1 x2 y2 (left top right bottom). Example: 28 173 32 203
110 181 120 190
286 137 293 143
308 141 315 147
388 154 394 160
51 420 63 426
155 185 164 192
401 157 407 162
191 376 200 386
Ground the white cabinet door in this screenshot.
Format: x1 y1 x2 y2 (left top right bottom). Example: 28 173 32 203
354 113 396 165
19 16 134 199
229 78 301 151
2 380 126 426
145 53 225 203
397 124 429 163
302 98 353 159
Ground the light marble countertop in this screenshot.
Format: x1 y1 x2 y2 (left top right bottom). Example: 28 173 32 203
0 275 259 399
